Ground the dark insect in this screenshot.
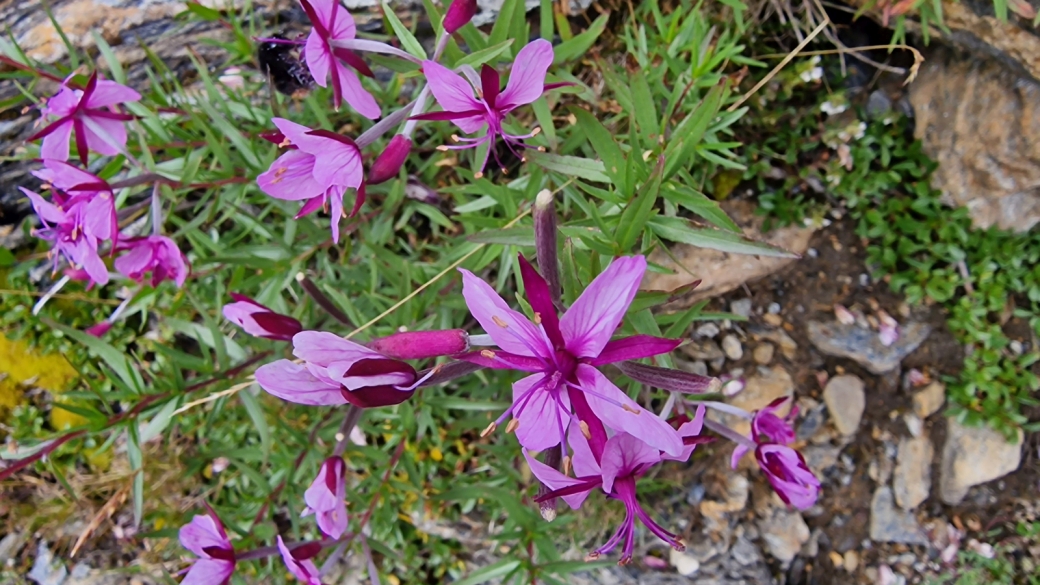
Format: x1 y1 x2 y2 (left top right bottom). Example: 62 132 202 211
257 34 314 96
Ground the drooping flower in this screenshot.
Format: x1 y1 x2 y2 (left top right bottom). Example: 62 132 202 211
114 235 188 287
256 118 364 243
299 0 380 117
755 444 821 509
277 536 324 585
28 71 140 164
222 293 303 341
528 413 707 564
417 39 560 172
21 186 113 286
460 254 684 456
178 509 236 585
255 331 422 408
729 396 797 465
303 457 348 539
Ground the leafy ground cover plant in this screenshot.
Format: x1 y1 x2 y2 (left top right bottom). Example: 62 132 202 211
0 0 823 582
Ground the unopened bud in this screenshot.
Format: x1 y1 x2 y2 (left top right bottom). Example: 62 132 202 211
442 0 477 34
368 329 469 360
533 189 561 305
85 322 112 337
367 134 412 185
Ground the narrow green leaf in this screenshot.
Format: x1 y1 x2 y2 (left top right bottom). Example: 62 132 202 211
552 13 609 64
539 0 554 40
183 1 223 20
140 399 179 443
525 150 611 183
569 106 626 188
467 226 535 246
648 216 799 257
614 156 664 251
488 0 523 48
454 40 514 68
630 71 659 140
454 559 522 585
47 319 142 393
239 389 272 463
91 31 125 84
661 184 740 232
662 84 724 180
381 2 426 59
127 427 144 528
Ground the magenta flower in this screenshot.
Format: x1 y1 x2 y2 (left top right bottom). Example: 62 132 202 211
256 118 364 243
178 510 236 585
460 254 683 456
222 293 303 341
21 186 113 286
417 39 556 171
255 331 422 408
277 537 323 585
299 0 380 117
114 235 188 287
367 329 469 360
528 417 707 564
442 0 477 34
303 456 348 538
729 396 797 465
367 134 412 185
28 71 140 164
756 444 821 509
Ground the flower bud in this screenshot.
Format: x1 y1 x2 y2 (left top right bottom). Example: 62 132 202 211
367 329 468 360
442 0 477 34
533 189 561 305
85 322 112 337
222 293 303 341
367 134 412 184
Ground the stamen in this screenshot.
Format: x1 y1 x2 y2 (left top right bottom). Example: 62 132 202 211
481 422 497 437
532 312 542 325
450 134 461 143
481 350 496 359
579 420 591 440
278 137 292 148
562 455 571 476
491 315 509 328
436 145 450 151
622 404 641 415
531 127 542 137
505 418 520 433
584 553 600 562
474 171 484 179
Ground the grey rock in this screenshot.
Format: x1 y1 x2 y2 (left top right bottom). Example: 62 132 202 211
722 335 744 361
796 403 826 441
758 510 810 563
803 445 841 475
695 323 721 338
669 549 701 576
869 487 928 544
807 320 931 374
823 375 866 435
682 339 724 361
730 537 761 566
893 435 934 510
0 532 27 564
939 417 1023 504
913 382 945 419
730 298 753 319
28 542 67 585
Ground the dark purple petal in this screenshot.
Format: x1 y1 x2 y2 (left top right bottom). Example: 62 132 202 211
289 541 323 560
202 546 237 562
229 292 268 307
517 254 563 349
26 116 72 142
682 435 717 446
79 70 99 107
72 117 88 165
251 312 304 341
338 358 417 408
260 130 288 145
533 189 561 305
304 128 359 148
480 64 500 109
589 335 682 366
541 81 576 92
533 477 603 501
83 108 135 121
298 0 329 38
367 329 468 360
332 47 375 79
442 0 477 34
295 195 325 219
349 182 365 217
409 109 487 121
614 361 721 394
415 360 483 386
67 181 112 193
85 322 112 337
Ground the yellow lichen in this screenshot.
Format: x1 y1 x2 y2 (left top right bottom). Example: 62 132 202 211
0 335 79 423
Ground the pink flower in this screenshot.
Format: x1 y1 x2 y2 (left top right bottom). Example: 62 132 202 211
256 118 364 243
756 444 821 509
178 509 236 585
303 457 348 538
528 419 706 563
730 396 797 465
21 181 115 286
299 0 380 117
114 235 188 287
28 71 140 164
367 134 412 185
442 0 477 34
277 537 323 585
222 293 303 341
460 254 683 456
417 39 558 171
255 331 421 408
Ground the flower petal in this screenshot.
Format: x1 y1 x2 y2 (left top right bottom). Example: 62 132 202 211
517 254 563 349
255 360 346 406
257 150 323 200
21 188 66 225
82 116 128 155
422 60 487 133
85 80 141 108
459 268 551 360
180 558 235 585
588 335 682 366
310 137 362 189
331 61 380 120
179 514 230 558
523 449 591 510
39 119 74 161
566 423 601 478
114 241 154 280
560 256 646 359
304 29 332 88
599 433 661 494
576 364 682 457
513 374 566 452
292 330 382 367
222 302 268 337
497 39 553 110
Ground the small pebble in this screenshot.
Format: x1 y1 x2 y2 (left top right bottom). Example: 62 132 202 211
807 248 818 258
1010 340 1024 355
753 343 775 365
829 551 844 568
767 302 781 314
730 298 753 318
695 323 720 338
844 550 860 572
903 413 923 437
721 334 743 360
763 313 783 327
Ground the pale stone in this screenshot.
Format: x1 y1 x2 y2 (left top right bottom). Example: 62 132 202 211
939 417 1023 504
753 343 775 364
823 375 866 436
870 487 928 544
722 334 744 360
758 510 810 563
913 382 946 419
713 366 794 437
669 549 700 576
893 435 934 510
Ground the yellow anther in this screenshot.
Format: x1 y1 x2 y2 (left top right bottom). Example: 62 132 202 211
532 312 542 325
579 420 591 439
505 418 520 433
480 422 497 437
278 137 292 148
562 455 572 476
436 145 450 151
492 315 508 328
622 404 641 415
474 171 484 179
480 349 497 359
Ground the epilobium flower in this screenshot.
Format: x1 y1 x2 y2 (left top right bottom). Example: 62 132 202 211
367 134 412 185
461 255 683 456
28 71 140 164
528 414 707 564
303 457 348 539
21 184 115 286
442 0 477 34
755 444 821 509
256 331 425 408
114 235 188 287
729 396 797 465
222 293 303 341
299 0 380 117
178 510 236 585
277 537 323 585
418 39 557 173
256 118 364 243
